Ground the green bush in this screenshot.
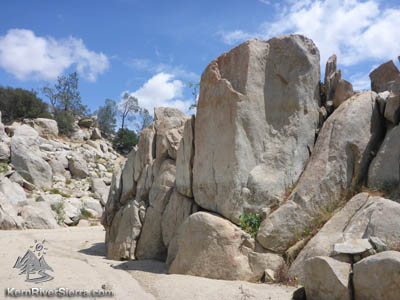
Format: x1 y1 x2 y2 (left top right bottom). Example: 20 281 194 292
112 128 138 154
0 86 51 124
53 109 75 136
80 207 93 219
238 213 261 238
50 202 65 225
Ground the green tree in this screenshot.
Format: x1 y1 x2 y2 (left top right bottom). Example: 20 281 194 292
41 72 89 136
188 81 200 110
135 108 153 133
118 92 140 129
96 98 118 137
112 128 138 154
41 72 88 117
0 86 51 124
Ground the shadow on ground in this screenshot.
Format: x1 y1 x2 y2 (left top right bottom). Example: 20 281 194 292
78 242 106 257
113 259 168 274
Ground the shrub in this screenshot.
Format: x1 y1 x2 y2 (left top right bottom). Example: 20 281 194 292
80 207 93 219
53 109 75 136
50 202 65 225
238 213 260 238
49 188 70 198
112 128 138 154
0 163 8 173
0 86 51 124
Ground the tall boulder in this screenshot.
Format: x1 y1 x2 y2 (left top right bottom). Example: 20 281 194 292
135 159 176 260
193 35 321 224
257 92 384 253
176 116 195 198
323 54 354 109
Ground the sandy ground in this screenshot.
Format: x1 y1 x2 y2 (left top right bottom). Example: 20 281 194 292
0 226 297 300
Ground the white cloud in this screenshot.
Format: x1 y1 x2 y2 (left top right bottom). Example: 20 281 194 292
0 28 109 81
220 0 400 67
126 72 192 114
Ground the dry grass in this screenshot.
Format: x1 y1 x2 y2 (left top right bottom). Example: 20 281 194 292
274 263 298 286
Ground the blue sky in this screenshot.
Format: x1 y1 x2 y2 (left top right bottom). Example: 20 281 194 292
1 0 400 125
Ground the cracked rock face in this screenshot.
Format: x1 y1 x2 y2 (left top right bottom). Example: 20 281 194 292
193 35 321 224
257 92 384 254
289 193 400 283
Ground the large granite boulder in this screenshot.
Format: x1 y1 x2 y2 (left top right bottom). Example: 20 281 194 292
10 133 52 188
169 211 283 282
354 251 400 300
193 35 321 224
257 92 384 253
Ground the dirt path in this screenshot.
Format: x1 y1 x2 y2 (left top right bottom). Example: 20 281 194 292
0 226 297 300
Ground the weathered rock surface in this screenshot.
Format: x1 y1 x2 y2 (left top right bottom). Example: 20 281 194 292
368 124 400 188
304 256 351 300
290 193 400 282
20 202 58 229
136 159 176 260
154 107 187 160
369 60 400 93
193 35 321 224
0 142 10 161
257 92 384 253
91 177 109 205
134 125 155 182
161 189 198 247
176 116 195 198
10 134 52 188
169 212 255 281
354 251 400 300
0 191 22 229
106 200 143 260
324 54 354 109
27 118 59 138
68 153 89 178
120 149 136 205
169 212 284 282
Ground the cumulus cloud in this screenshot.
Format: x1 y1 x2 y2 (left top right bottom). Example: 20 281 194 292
0 29 109 81
220 0 400 67
126 72 192 114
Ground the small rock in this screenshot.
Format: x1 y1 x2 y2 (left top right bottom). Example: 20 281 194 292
333 239 373 255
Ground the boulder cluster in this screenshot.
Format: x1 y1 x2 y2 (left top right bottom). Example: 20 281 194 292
103 34 400 299
0 115 120 229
